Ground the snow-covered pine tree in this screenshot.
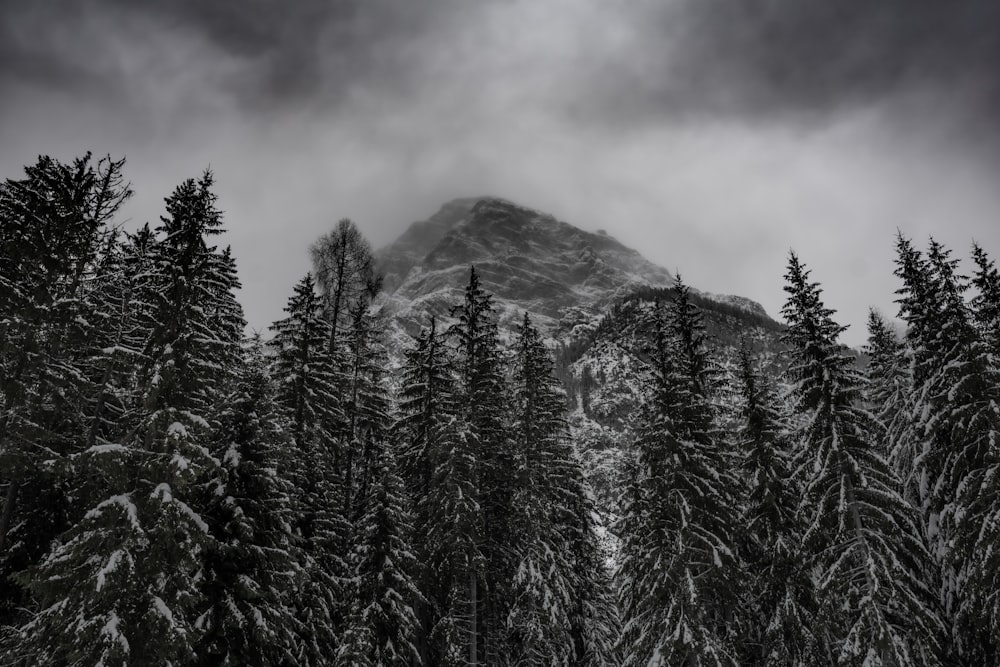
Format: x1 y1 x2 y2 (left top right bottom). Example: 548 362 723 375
864 309 922 506
562 481 621 667
0 155 131 634
893 237 1000 663
506 312 620 666
446 266 516 664
194 338 301 665
971 243 1000 354
617 277 740 667
338 442 424 667
782 251 943 667
16 170 246 665
337 296 425 665
733 338 828 666
268 273 350 663
395 316 464 665
422 402 481 667
924 240 1000 663
505 312 575 665
341 299 392 522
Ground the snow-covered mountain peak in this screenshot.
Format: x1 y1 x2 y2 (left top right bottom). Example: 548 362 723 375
376 196 771 337
378 197 681 334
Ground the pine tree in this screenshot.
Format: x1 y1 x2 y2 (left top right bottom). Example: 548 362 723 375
0 154 131 631
339 443 424 667
971 243 1000 354
505 313 575 665
194 339 301 665
396 316 462 665
506 312 620 666
15 170 246 665
446 266 515 664
618 278 740 667
782 251 943 667
733 338 828 666
341 300 392 522
864 310 921 506
268 274 350 663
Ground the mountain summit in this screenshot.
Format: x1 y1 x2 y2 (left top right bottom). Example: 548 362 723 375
377 196 765 335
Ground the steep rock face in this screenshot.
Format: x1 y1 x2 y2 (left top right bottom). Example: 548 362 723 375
379 197 483 294
378 197 679 333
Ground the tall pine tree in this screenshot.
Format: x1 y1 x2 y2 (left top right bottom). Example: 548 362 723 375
618 278 741 667
783 251 943 667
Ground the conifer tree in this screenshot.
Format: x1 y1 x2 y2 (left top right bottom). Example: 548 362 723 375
447 266 515 664
505 313 575 665
268 274 350 663
618 278 740 667
507 312 620 666
0 155 131 631
396 316 463 665
893 237 1000 663
733 339 827 666
15 170 246 665
783 252 943 667
339 444 424 667
971 243 1000 353
341 301 392 522
195 340 301 665
864 310 920 505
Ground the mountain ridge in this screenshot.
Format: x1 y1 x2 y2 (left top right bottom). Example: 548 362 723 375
377 196 770 336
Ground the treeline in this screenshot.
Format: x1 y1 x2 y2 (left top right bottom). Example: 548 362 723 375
0 155 616 666
616 243 1000 667
3 153 1000 667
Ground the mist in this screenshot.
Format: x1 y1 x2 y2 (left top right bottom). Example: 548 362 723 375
2 0 998 344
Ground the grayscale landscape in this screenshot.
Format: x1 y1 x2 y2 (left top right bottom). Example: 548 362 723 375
1 1 999 665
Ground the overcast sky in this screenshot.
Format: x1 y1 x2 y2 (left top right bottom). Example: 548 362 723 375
2 0 998 345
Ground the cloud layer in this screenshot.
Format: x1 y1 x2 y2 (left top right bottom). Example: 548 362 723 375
2 0 998 344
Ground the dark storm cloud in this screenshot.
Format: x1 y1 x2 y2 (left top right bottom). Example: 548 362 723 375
3 0 997 126
686 2 994 104
1 0 998 346
0 0 468 111
583 0 1000 128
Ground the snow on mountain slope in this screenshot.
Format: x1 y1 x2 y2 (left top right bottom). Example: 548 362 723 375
378 196 767 336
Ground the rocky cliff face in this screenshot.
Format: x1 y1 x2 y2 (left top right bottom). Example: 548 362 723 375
377 196 733 335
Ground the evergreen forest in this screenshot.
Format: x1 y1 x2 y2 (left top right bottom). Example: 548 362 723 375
3 154 1000 667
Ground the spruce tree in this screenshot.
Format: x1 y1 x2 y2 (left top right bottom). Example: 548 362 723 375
505 313 575 665
971 243 1000 353
618 278 740 667
507 312 620 666
864 310 921 506
268 273 350 663
339 444 424 667
194 340 301 665
0 154 131 631
446 266 515 664
782 252 943 667
733 338 828 666
894 237 1000 663
396 316 462 666
341 300 392 522
16 170 245 665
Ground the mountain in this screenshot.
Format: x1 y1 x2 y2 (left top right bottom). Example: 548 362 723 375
375 195 790 528
377 196 765 336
